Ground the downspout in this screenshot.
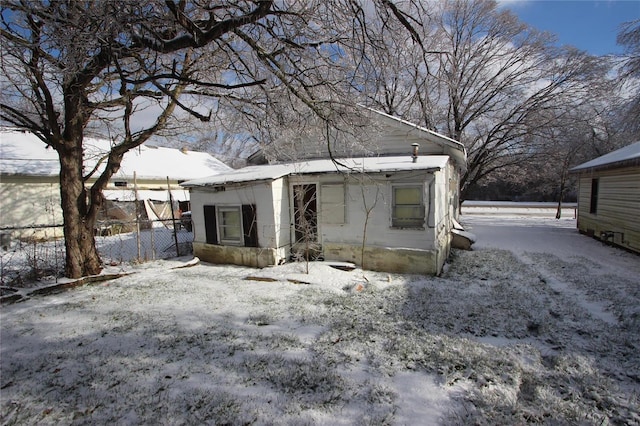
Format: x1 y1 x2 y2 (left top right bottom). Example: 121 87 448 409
426 177 435 229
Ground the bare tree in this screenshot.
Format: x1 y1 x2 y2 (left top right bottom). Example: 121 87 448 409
1 0 430 278
0 1 306 277
616 19 640 136
350 0 607 201
442 1 611 199
618 19 640 79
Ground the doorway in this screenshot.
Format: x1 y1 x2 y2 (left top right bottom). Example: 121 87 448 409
292 184 318 256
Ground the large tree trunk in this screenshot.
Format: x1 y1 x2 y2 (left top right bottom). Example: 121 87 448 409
59 140 102 278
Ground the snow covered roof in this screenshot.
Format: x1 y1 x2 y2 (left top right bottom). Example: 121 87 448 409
103 189 192 202
571 141 640 172
182 155 450 187
0 128 231 180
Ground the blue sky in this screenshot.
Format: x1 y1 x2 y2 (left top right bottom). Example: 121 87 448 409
499 0 640 55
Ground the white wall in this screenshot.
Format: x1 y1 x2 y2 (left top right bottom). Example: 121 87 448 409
189 180 281 249
189 166 458 257
0 180 64 240
290 171 438 251
258 111 465 170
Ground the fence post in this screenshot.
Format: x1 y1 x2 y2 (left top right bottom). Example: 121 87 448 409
167 177 180 257
134 171 141 262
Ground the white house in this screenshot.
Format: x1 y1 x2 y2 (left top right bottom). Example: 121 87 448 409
0 128 231 240
182 109 467 275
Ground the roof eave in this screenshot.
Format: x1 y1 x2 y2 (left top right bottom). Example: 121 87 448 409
181 164 444 188
570 157 640 174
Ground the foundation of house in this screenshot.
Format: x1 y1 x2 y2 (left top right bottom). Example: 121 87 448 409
194 242 447 275
322 243 441 275
193 242 284 268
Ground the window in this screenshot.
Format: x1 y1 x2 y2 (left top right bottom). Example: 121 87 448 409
320 184 345 224
218 206 243 244
202 204 258 247
392 186 424 228
589 178 599 214
113 181 128 187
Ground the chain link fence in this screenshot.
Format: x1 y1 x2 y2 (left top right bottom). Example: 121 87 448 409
1 216 193 288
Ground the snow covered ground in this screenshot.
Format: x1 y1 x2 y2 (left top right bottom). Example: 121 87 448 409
1 207 639 425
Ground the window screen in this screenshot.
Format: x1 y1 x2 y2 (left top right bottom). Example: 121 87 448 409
217 206 243 244
392 186 424 228
320 184 345 224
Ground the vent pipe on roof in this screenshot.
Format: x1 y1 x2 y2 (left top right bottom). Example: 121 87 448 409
180 147 188 154
411 143 419 163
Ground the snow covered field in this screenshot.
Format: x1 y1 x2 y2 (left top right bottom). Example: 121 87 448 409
1 209 639 424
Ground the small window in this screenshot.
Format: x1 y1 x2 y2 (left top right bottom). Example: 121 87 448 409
114 181 128 187
217 206 243 245
321 184 345 224
392 186 425 228
203 204 258 247
589 178 599 214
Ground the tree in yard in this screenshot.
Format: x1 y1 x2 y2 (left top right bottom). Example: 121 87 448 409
1 1 286 277
353 0 607 201
436 1 610 200
616 19 640 136
1 0 428 278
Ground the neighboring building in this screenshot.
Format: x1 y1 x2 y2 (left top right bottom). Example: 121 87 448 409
182 109 467 275
0 128 231 240
570 141 640 254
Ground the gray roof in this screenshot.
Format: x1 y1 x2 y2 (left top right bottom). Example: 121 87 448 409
182 155 450 187
571 142 640 172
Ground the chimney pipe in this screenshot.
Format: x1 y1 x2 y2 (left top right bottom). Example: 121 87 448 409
411 143 419 163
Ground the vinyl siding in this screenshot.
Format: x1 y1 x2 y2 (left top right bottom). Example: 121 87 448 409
576 165 640 254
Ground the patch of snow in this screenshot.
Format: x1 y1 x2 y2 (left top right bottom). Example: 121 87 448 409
0 127 230 180
1 205 639 424
392 372 451 424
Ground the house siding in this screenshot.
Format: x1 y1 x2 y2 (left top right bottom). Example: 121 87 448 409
314 167 454 274
189 161 461 275
259 112 464 168
576 166 640 254
290 171 438 251
432 161 457 272
0 180 64 240
1 175 195 241
190 179 290 266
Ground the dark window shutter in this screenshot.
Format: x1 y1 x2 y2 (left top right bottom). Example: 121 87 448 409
203 205 218 244
242 204 258 247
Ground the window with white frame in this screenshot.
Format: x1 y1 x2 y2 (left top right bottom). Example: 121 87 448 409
217 206 243 244
392 185 425 228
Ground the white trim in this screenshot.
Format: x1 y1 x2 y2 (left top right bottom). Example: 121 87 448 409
183 156 449 187
390 184 425 229
217 205 244 246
